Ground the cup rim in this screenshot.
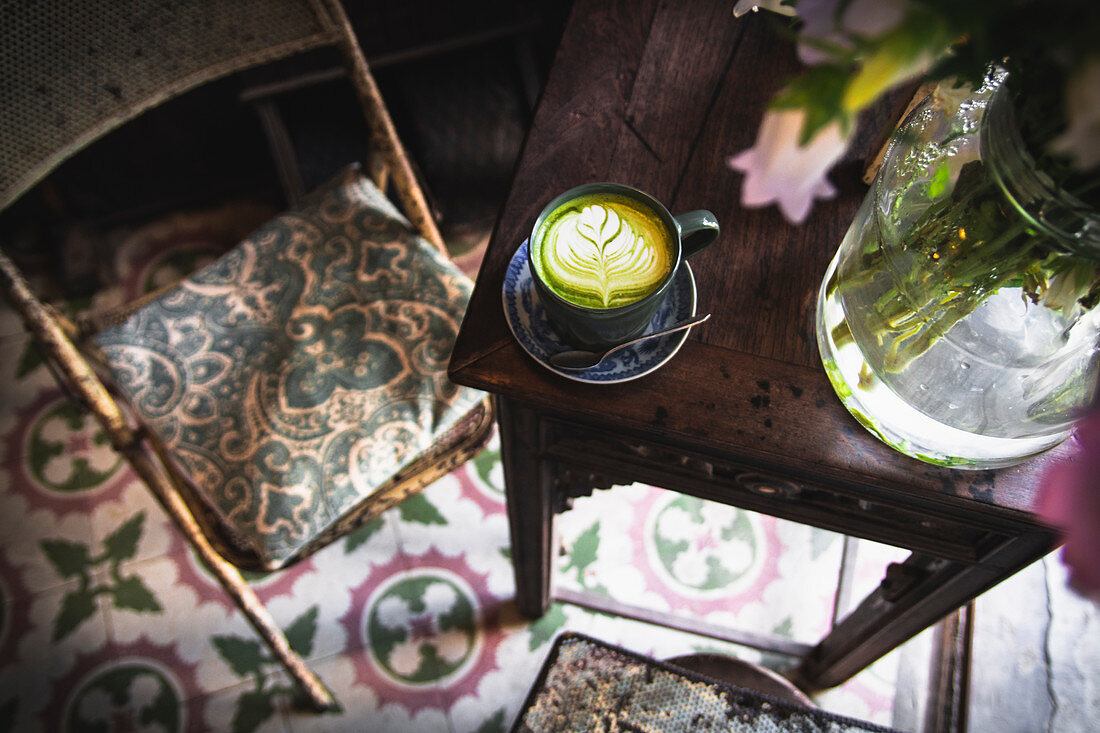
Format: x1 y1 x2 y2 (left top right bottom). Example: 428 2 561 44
527 182 682 314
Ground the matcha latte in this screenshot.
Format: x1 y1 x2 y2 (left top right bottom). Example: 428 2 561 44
531 193 674 309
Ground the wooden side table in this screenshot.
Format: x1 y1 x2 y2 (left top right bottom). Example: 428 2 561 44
448 0 1064 690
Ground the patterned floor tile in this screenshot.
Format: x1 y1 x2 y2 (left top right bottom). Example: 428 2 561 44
286 653 454 733
556 484 847 645
0 471 100 595
0 334 147 593
0 578 114 731
188 670 298 733
0 331 57 412
346 552 506 716
104 553 270 699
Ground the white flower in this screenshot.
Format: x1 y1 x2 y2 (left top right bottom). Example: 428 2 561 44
729 108 852 223
1049 56 1100 171
732 0 796 19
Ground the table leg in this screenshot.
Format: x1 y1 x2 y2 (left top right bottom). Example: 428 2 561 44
793 531 1055 690
497 396 557 618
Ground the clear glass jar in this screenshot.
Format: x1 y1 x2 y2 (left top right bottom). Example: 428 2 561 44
816 73 1100 468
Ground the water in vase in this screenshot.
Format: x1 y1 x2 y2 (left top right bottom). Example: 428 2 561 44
817 194 1100 468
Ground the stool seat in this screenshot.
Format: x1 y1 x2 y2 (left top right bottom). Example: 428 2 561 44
514 633 898 733
664 653 816 708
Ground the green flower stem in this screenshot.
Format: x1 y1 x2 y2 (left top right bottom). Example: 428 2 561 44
835 160 1099 373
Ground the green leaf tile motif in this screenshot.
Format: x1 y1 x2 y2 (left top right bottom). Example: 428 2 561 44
562 522 608 595
397 493 447 526
28 401 121 493
112 576 161 612
15 340 42 379
344 516 385 553
103 513 144 563
65 664 181 732
284 606 319 658
368 574 476 685
54 590 97 642
41 511 161 641
94 166 483 568
213 606 334 732
212 636 268 679
475 708 508 733
233 690 275 733
527 604 567 652
40 539 91 579
653 496 759 592
472 447 503 493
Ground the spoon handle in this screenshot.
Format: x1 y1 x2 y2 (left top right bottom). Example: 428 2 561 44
549 313 712 369
607 313 711 355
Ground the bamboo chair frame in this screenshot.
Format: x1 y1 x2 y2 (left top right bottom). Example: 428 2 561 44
0 0 493 712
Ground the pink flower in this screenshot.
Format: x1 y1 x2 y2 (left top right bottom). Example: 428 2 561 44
1048 56 1100 171
729 108 852 224
1035 403 1100 601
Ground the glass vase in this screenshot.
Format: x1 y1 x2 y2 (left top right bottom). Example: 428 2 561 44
816 74 1100 469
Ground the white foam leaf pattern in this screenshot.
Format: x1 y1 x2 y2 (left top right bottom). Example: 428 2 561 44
545 204 668 308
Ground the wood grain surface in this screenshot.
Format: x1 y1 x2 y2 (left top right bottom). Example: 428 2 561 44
449 0 1068 520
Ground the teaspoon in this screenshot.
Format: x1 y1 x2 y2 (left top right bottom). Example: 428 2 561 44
549 313 711 370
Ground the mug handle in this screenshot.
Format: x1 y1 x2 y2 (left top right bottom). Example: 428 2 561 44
674 210 720 259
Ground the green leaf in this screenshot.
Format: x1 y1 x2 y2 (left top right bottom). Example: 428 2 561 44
103 512 145 563
344 517 384 553
53 589 98 641
527 604 567 652
472 448 501 490
112 575 162 613
563 522 600 582
212 636 268 678
475 709 508 733
284 607 319 658
772 617 794 639
397 493 446 525
927 163 951 199
810 530 838 561
232 690 275 733
770 64 853 144
15 341 43 379
40 539 91 579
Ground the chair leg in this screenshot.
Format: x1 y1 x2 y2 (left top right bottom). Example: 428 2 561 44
0 250 337 712
126 445 338 712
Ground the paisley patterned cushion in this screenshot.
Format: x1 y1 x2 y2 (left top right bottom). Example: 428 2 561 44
94 166 484 567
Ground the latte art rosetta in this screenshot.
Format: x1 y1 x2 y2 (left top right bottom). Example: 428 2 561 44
535 199 672 309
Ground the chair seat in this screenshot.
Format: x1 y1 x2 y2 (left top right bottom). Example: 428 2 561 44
93 165 485 569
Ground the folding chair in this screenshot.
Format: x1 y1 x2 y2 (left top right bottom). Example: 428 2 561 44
0 0 493 711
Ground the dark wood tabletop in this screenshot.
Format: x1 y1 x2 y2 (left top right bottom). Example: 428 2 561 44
448 0 1064 691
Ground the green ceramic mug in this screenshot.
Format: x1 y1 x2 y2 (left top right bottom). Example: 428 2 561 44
528 182 719 350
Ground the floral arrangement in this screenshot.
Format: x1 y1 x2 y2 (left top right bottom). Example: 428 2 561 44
729 0 1099 224
728 0 1100 599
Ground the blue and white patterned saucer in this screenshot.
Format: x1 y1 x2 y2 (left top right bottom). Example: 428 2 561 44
502 239 697 384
